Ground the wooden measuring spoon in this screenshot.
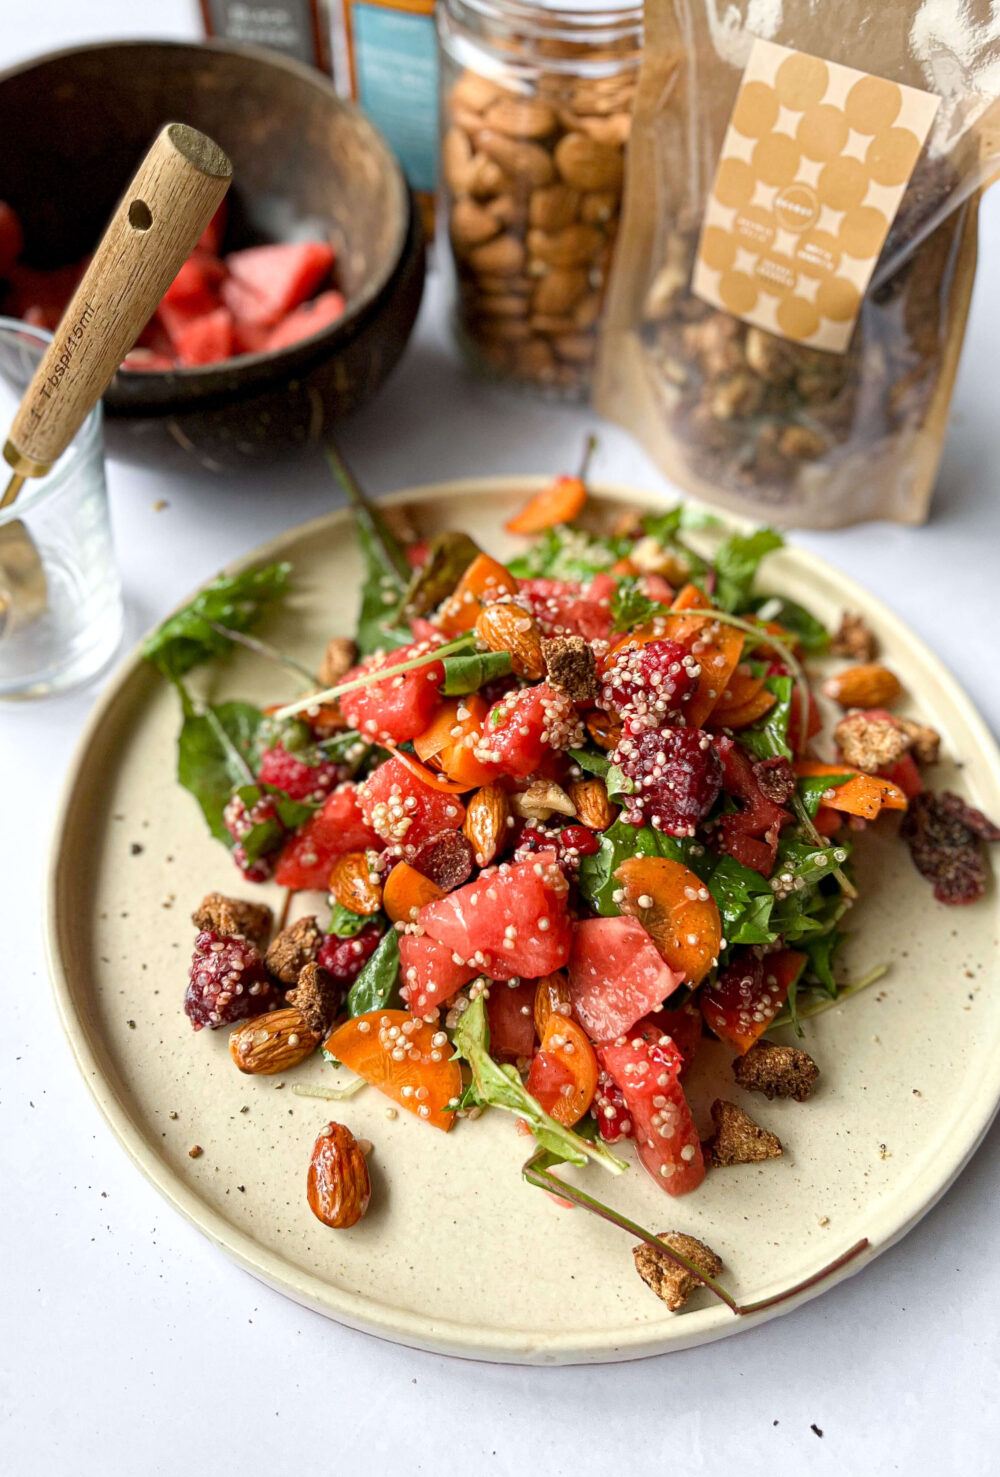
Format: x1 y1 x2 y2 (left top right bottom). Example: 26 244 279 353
0 123 232 636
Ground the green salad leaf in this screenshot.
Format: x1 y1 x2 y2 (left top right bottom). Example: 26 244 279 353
452 995 626 1172
346 926 400 1016
317 728 375 777
568 747 611 779
739 675 794 762
577 818 710 916
506 524 624 582
610 577 660 633
403 531 480 617
749 594 830 654
802 929 843 996
176 701 264 843
441 649 512 695
797 771 854 817
143 563 293 681
706 855 776 946
328 902 377 938
712 528 783 613
328 445 412 655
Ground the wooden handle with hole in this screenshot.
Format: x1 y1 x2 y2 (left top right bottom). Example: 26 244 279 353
3 124 232 478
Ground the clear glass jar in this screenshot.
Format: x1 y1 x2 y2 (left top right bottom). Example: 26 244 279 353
0 320 123 700
437 0 642 397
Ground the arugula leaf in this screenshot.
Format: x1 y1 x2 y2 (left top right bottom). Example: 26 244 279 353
577 818 709 916
749 594 830 654
568 747 611 779
706 855 776 946
346 926 399 1016
327 446 412 655
143 563 292 680
610 577 659 633
506 525 624 582
328 902 377 938
176 701 264 843
452 995 626 1171
739 675 793 762
797 771 853 818
234 784 315 864
712 529 783 613
441 649 512 695
802 929 843 996
403 531 480 617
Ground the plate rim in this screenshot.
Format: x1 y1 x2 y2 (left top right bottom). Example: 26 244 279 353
44 476 1000 1364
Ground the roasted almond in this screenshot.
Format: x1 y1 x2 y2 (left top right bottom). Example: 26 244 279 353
451 69 507 115
488 193 530 228
566 776 616 830
555 332 597 364
442 127 475 192
306 1121 372 1229
476 293 530 319
450 198 502 251
514 339 557 379
476 130 555 187
554 132 624 193
573 291 603 330
462 782 511 867
579 190 619 225
475 601 546 678
467 153 510 199
484 95 558 140
533 266 588 316
468 232 527 276
527 223 604 268
328 851 383 915
822 663 903 709
229 1008 319 1075
529 183 581 232
576 112 631 148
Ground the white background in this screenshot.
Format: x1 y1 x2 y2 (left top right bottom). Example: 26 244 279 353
2 4 999 1473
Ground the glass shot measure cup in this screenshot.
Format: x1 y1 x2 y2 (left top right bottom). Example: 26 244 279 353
0 318 123 700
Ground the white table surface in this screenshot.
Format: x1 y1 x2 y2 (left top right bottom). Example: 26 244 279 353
3 5 999 1473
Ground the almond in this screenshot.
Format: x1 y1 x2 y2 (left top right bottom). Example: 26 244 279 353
579 190 619 225
484 95 558 140
511 779 577 822
328 851 383 915
554 132 624 192
463 782 511 867
450 198 502 251
566 776 616 830
474 601 546 678
442 127 474 192
514 339 557 379
468 232 526 276
229 1007 319 1075
318 636 356 688
529 183 581 232
477 293 530 319
488 193 530 228
576 112 631 148
527 223 604 267
306 1122 372 1229
467 154 510 199
533 266 588 316
555 332 597 365
822 663 903 709
476 130 555 187
451 70 506 116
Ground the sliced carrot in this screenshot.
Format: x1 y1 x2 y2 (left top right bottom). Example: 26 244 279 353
672 582 711 612
584 709 622 751
324 1010 462 1131
685 623 747 727
437 553 519 637
611 556 640 576
614 855 722 986
384 744 470 794
710 687 777 730
414 695 487 762
712 664 766 713
383 862 445 923
533 971 572 1039
525 1017 598 1127
505 474 587 535
795 759 908 819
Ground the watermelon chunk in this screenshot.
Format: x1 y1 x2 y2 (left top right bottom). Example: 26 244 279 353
339 640 446 745
274 784 380 891
163 251 225 307
222 241 335 328
598 1035 705 1196
417 852 572 982
266 289 346 350
157 289 223 348
568 917 682 1041
518 577 613 643
197 199 228 256
399 933 476 1015
359 757 465 849
173 306 234 367
487 979 537 1059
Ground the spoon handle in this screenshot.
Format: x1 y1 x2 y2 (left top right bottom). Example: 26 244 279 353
3 123 231 480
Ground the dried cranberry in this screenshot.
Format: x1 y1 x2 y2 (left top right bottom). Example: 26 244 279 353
411 830 475 892
558 825 601 858
317 922 382 985
600 638 698 729
614 726 723 836
593 1070 634 1143
257 743 342 802
900 790 1000 905
185 929 279 1031
516 826 553 853
753 756 796 805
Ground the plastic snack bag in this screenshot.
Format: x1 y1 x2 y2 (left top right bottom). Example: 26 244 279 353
595 0 1000 526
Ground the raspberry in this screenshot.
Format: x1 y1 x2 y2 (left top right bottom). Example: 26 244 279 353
232 843 275 883
185 929 279 1030
257 743 341 802
600 638 698 730
223 790 280 842
317 922 382 986
614 726 722 836
593 1070 634 1144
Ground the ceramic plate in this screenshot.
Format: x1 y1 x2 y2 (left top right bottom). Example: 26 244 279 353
46 479 1000 1363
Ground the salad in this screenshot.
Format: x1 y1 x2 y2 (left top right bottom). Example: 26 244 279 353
149 446 999 1315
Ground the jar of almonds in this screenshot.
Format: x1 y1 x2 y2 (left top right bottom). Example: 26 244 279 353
437 0 642 397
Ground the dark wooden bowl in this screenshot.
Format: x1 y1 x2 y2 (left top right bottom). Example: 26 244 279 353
0 40 425 471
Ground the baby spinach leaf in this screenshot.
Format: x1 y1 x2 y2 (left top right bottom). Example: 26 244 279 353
404 531 480 616
568 747 611 778
749 594 830 654
452 995 626 1172
143 563 292 680
346 926 399 1016
328 902 379 938
706 855 776 947
440 649 512 695
712 528 784 614
176 701 264 843
605 764 634 799
577 818 708 916
739 675 793 762
797 771 853 818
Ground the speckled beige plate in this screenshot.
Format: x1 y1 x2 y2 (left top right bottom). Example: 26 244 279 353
46 479 1000 1364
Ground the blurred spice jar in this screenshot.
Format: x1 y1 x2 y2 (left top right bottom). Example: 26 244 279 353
437 0 642 397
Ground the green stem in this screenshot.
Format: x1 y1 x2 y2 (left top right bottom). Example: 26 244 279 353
292 1078 366 1101
792 792 858 900
203 705 256 788
272 634 476 721
577 432 598 484
325 441 412 587
204 619 317 687
771 963 889 1030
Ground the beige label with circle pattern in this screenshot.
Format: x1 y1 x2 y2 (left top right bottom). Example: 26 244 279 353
692 40 940 353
